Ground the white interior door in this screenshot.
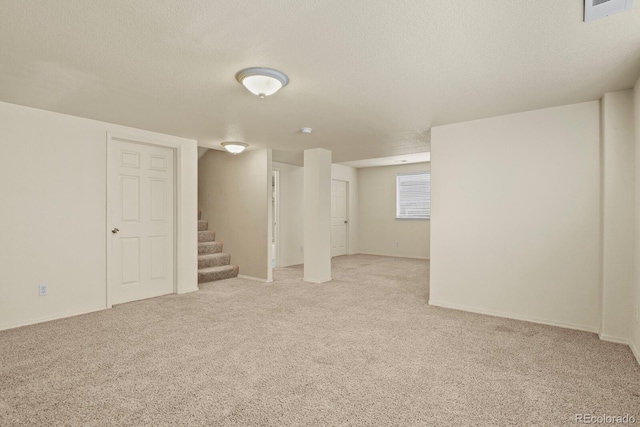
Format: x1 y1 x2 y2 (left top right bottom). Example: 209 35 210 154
331 179 348 257
108 138 175 305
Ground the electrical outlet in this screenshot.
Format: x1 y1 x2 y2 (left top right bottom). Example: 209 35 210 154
395 242 399 247
39 284 48 296
300 246 304 253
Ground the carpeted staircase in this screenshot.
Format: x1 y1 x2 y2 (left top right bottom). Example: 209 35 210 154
198 219 239 284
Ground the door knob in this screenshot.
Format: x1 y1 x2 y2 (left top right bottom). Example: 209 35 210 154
111 227 119 234
344 221 348 224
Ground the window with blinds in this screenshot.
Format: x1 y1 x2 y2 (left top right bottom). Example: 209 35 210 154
396 172 430 219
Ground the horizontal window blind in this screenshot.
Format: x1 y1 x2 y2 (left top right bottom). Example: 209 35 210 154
396 172 430 219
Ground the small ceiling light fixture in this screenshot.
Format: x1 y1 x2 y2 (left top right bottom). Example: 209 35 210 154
221 142 249 155
236 67 289 98
301 127 313 134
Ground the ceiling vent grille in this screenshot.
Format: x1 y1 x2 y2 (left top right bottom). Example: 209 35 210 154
585 0 634 21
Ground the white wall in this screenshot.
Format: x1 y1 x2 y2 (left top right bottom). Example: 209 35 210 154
272 162 304 267
632 76 640 362
332 164 359 255
199 149 272 281
0 101 198 330
430 101 601 332
358 163 431 259
600 90 635 343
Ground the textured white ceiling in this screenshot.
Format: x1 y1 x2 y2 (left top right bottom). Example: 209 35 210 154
0 1 639 162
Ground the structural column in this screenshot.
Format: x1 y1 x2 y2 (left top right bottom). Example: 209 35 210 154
304 148 332 283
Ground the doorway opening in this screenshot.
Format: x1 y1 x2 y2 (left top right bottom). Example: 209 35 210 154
331 179 348 257
272 169 280 267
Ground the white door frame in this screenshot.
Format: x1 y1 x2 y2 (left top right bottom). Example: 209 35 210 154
272 169 280 267
342 179 349 255
106 132 187 308
331 178 349 257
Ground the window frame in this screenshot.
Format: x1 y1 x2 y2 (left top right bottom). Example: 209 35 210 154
395 171 431 220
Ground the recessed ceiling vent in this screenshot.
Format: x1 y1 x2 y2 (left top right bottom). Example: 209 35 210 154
584 0 634 22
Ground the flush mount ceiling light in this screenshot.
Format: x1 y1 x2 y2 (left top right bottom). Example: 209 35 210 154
221 142 249 155
236 67 289 98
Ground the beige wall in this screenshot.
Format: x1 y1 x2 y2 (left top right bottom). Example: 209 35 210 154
430 101 601 332
272 162 304 267
199 149 271 281
633 76 640 362
358 163 430 259
332 164 359 255
0 101 198 330
600 90 635 343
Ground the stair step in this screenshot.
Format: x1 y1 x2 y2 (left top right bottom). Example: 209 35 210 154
198 230 216 242
198 241 223 255
198 220 208 231
198 253 231 269
198 265 239 283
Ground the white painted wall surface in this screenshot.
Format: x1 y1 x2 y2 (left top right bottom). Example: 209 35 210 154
272 162 304 267
331 164 359 255
430 101 601 332
632 77 640 363
198 149 271 281
600 90 634 343
0 101 198 331
358 163 430 259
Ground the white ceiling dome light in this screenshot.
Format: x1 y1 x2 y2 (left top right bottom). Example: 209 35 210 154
221 142 249 155
236 67 289 98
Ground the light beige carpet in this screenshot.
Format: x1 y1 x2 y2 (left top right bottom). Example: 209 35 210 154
1 255 639 426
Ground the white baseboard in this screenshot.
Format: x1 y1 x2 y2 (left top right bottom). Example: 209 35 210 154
178 286 199 294
303 276 332 284
428 299 598 333
630 341 640 367
0 305 107 332
357 252 429 260
598 333 629 345
238 274 272 283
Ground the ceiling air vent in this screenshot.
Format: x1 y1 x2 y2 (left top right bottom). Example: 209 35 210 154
584 0 634 22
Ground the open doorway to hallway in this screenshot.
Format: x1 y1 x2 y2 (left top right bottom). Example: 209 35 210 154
331 179 348 257
272 169 280 268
